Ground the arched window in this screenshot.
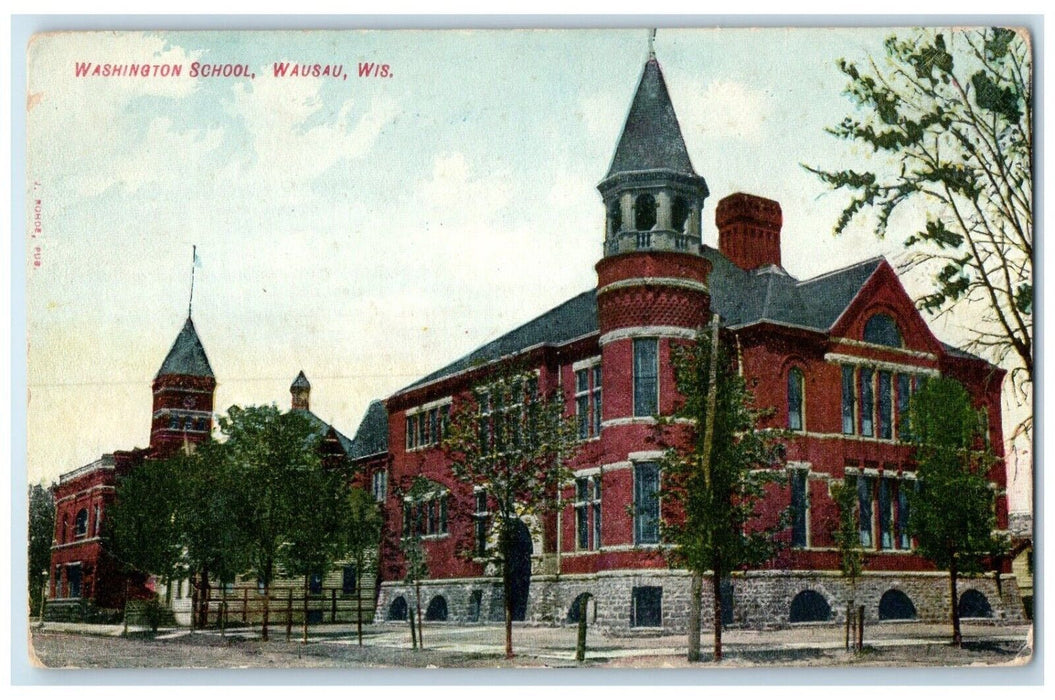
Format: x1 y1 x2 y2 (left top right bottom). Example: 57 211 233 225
608 200 623 234
671 196 690 233
787 368 805 431
878 589 917 620
425 595 448 621
387 596 408 621
789 590 831 623
958 589 993 618
634 194 657 231
863 314 902 347
74 508 89 538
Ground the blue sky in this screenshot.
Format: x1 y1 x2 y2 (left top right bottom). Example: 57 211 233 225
24 27 1031 510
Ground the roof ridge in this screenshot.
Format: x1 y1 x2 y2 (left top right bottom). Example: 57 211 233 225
795 255 885 287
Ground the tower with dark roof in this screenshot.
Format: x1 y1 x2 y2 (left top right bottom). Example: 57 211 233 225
149 316 216 457
290 370 311 411
594 50 713 433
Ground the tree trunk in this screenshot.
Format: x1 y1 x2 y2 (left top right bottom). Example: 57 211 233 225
190 576 199 631
503 535 514 659
356 573 364 646
262 583 270 642
220 586 227 638
285 588 293 642
416 580 425 650
687 571 703 662
950 555 962 647
575 594 590 663
712 555 723 662
408 594 418 649
845 601 852 651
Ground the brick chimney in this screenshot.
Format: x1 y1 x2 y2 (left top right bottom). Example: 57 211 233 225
290 371 310 411
716 193 783 270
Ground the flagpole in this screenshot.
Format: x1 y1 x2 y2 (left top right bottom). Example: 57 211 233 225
189 245 196 318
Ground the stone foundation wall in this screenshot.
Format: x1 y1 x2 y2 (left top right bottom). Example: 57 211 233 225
378 569 1026 635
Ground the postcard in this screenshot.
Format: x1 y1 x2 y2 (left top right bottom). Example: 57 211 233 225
25 26 1033 670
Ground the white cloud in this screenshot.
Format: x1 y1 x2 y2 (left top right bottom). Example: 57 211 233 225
676 78 772 142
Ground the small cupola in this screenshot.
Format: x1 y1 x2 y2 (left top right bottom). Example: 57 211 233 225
716 192 783 270
290 371 311 411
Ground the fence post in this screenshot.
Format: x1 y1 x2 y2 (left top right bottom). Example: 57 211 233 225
331 589 337 623
242 588 248 623
220 587 227 638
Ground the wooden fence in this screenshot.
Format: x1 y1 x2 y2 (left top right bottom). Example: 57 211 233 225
191 584 375 635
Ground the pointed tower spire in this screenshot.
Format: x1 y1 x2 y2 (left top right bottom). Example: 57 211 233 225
150 317 216 457
603 50 701 181
598 47 708 258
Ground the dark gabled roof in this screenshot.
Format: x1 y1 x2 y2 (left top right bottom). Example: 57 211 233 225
348 400 389 460
155 317 214 379
291 370 311 390
702 246 884 331
392 249 920 394
292 408 354 456
605 57 698 179
940 342 987 362
399 290 600 393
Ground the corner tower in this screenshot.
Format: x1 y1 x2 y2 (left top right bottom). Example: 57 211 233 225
595 51 713 411
150 317 216 457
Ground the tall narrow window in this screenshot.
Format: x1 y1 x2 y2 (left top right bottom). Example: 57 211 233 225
406 415 416 450
787 368 804 431
633 339 659 417
592 477 602 549
860 368 875 437
857 475 874 548
897 482 911 549
634 193 657 231
592 365 603 436
575 478 590 549
473 490 489 557
428 408 439 445
575 369 590 439
439 495 448 535
842 365 856 435
878 476 893 549
74 508 88 538
790 469 808 548
878 371 892 439
634 462 660 544
896 374 912 441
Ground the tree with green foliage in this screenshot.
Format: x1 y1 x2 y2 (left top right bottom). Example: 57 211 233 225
176 440 249 629
443 368 580 658
808 28 1032 424
829 480 865 651
343 486 384 646
220 405 325 641
280 450 352 643
658 320 787 662
907 376 1007 647
106 456 186 605
28 483 55 617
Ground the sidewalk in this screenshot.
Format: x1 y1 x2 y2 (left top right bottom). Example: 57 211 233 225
36 619 1032 664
